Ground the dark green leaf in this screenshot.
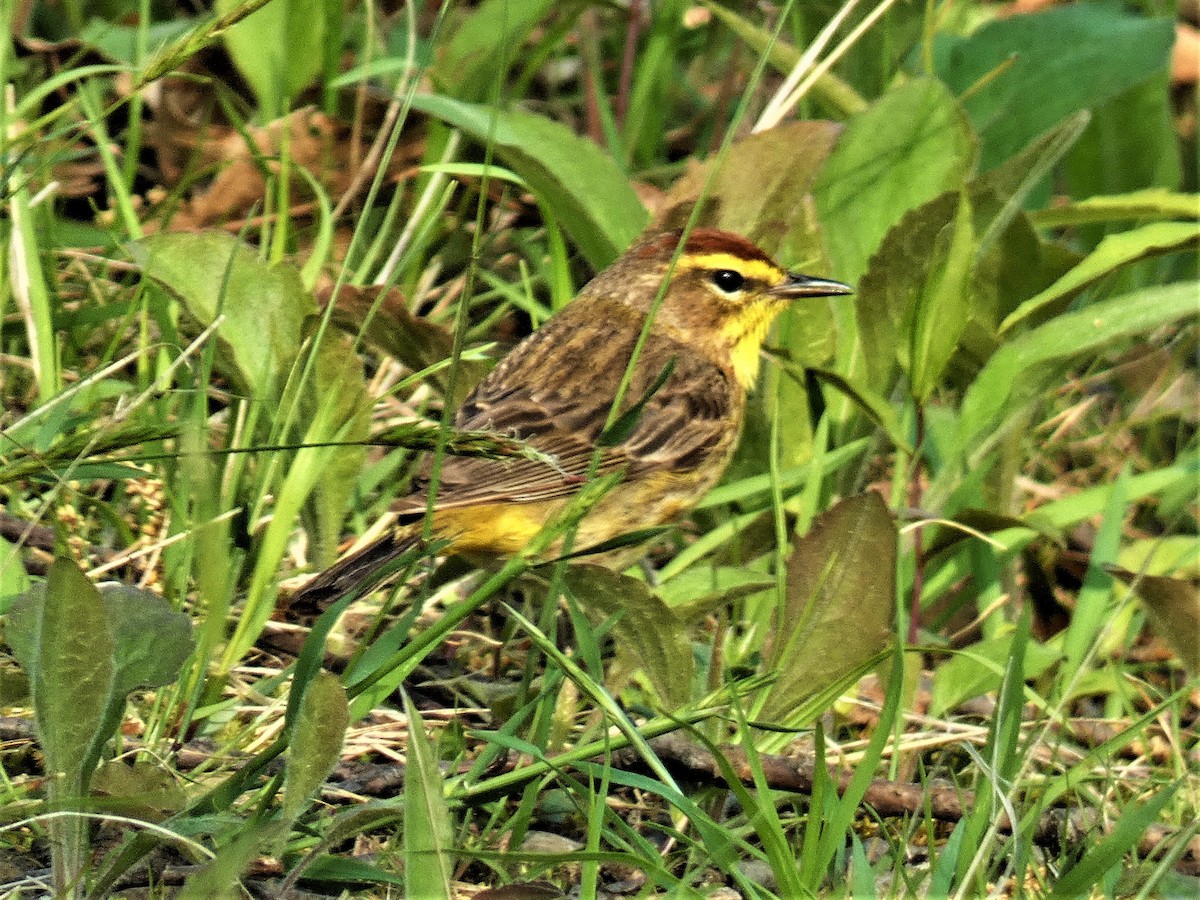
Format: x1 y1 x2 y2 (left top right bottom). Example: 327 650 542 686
563 565 694 709
932 3 1174 171
908 191 976 402
814 78 976 284
1105 565 1200 673
1063 71 1182 207
759 493 897 724
855 190 971 390
101 584 194 695
972 112 1091 257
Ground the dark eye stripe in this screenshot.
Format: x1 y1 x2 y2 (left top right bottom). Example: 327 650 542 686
710 269 745 293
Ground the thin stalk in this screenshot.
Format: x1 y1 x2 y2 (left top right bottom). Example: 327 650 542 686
907 403 927 645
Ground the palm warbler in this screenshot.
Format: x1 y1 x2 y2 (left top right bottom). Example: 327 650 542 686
292 228 850 610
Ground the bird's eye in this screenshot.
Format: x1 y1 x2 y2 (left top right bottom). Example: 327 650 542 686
710 269 745 293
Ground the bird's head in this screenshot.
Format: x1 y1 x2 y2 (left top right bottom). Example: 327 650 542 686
586 228 852 387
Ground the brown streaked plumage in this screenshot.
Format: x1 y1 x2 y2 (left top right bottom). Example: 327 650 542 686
290 228 851 611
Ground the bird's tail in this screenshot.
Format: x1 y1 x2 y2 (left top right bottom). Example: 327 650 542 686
285 528 424 618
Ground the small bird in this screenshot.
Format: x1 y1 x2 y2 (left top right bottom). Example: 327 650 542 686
291 228 850 611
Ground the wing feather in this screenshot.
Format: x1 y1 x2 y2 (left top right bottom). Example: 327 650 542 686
394 299 739 518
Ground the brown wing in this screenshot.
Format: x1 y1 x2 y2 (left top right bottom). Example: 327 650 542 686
394 298 739 517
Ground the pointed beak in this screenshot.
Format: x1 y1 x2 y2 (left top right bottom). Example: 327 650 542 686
770 272 853 299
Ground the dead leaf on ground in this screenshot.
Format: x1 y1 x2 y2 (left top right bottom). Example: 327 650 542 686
136 63 424 230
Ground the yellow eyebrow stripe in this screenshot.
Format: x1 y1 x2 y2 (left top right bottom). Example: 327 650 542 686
675 253 785 285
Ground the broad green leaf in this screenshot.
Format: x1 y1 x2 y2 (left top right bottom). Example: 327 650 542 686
402 692 454 900
433 0 559 100
932 3 1174 171
959 282 1200 462
908 191 975 402
964 203 1082 344
1063 71 1183 212
7 579 194 803
1000 221 1200 334
6 560 116 786
132 232 314 402
217 0 326 115
409 95 648 269
855 191 968 389
7 559 116 896
930 631 1060 717
814 78 976 284
1030 189 1200 228
285 671 349 823
1106 566 1200 674
100 584 195 696
858 114 1090 393
758 493 896 725
563 565 694 709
